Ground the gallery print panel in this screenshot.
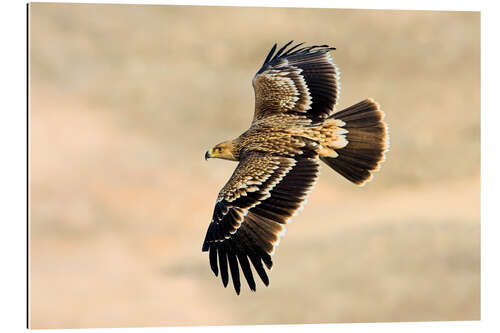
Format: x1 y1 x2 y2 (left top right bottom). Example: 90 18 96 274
28 2 480 329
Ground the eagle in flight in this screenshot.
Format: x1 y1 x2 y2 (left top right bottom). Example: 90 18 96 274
202 41 389 294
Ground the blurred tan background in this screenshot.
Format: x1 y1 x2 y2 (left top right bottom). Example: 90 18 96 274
28 3 480 329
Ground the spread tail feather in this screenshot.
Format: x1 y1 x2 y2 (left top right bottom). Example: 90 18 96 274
320 99 389 185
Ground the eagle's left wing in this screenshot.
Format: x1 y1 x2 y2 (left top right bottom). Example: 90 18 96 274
202 152 319 294
252 41 340 124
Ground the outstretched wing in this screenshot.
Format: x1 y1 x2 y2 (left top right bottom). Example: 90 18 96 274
252 41 340 123
202 152 320 294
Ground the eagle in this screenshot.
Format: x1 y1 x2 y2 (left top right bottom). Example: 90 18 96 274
202 41 389 294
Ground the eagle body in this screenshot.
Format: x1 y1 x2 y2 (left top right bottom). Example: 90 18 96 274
213 115 349 161
203 42 389 294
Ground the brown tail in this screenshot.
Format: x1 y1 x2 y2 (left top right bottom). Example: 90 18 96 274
320 99 389 186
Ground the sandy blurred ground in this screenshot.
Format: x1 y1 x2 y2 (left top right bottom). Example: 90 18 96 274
28 3 480 329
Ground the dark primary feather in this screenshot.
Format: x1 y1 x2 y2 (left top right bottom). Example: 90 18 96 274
273 40 294 60
261 43 277 68
218 243 229 287
281 42 305 57
227 248 240 294
209 246 218 276
237 252 256 291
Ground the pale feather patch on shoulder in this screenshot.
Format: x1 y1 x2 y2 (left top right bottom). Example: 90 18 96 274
321 118 349 150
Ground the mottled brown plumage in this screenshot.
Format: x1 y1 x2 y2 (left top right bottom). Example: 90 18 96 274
203 42 389 294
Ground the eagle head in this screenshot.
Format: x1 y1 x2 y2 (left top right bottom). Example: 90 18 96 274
205 140 237 161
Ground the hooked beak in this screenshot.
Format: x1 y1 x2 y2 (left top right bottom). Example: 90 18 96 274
204 150 211 160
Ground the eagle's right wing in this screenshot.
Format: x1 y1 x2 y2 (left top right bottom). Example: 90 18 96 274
202 152 319 294
252 41 340 124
